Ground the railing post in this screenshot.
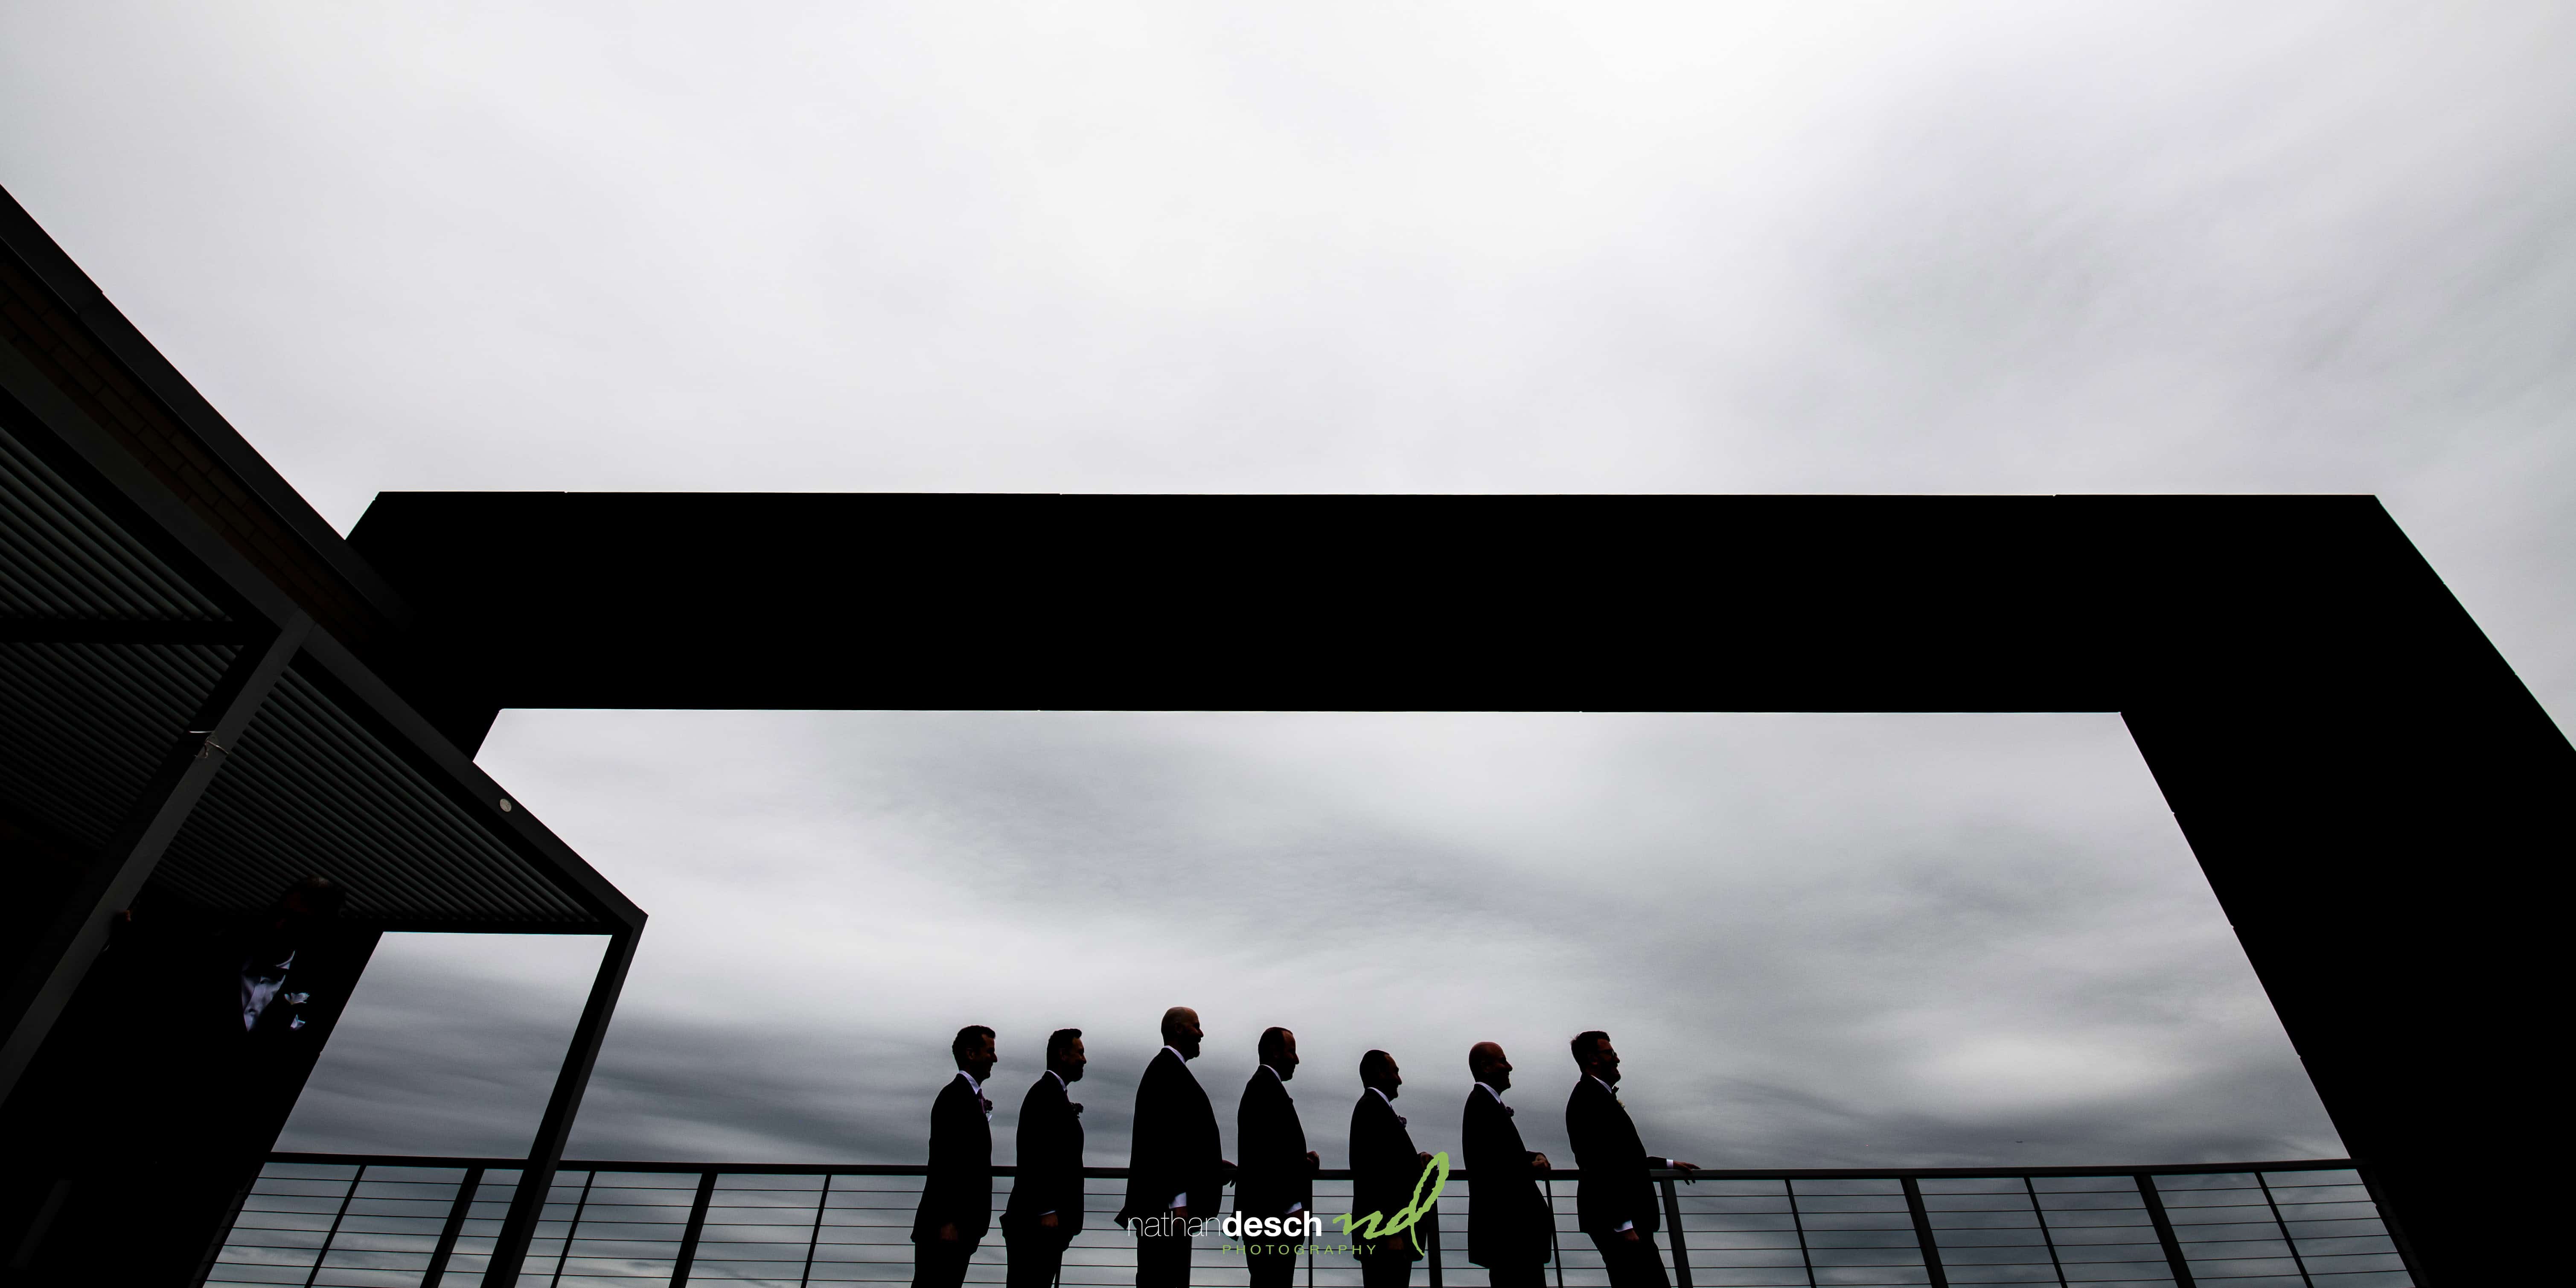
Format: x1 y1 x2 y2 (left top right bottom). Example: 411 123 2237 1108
800 1173 832 1286
1543 1177 1563 1288
300 1163 363 1288
669 1171 717 1288
2252 1174 2314 1288
1900 1177 1949 1288
420 1166 484 1288
2021 1177 2066 1288
1785 1181 1815 1288
1424 1200 1442 1288
2134 1175 2197 1288
1658 1177 1691 1288
548 1169 596 1288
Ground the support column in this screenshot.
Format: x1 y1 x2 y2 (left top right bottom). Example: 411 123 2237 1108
483 925 641 1284
0 615 311 1104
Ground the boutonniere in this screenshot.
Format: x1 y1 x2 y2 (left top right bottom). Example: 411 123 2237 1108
1071 1102 1084 1115
1500 1104 1514 1118
1394 1113 1408 1127
980 1096 994 1113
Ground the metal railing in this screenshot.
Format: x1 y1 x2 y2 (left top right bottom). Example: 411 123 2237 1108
207 1154 2414 1288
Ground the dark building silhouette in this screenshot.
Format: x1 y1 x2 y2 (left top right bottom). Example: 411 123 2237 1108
0 184 644 1285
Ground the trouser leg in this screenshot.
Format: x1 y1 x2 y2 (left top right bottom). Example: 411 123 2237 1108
1137 1231 1192 1288
915 1238 980 1288
1245 1236 1299 1288
1007 1228 1070 1288
1586 1230 1669 1288
1359 1252 1415 1288
1484 1261 1548 1288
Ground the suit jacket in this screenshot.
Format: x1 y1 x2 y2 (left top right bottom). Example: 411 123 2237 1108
1462 1086 1551 1266
1564 1077 1665 1236
1349 1089 1424 1261
1236 1066 1314 1217
1004 1071 1085 1235
913 1073 994 1242
1119 1049 1225 1226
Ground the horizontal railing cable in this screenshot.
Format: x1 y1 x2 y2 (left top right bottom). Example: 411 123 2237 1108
204 1154 2411 1288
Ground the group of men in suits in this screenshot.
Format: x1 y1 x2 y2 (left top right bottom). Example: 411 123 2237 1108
911 1009 1697 1288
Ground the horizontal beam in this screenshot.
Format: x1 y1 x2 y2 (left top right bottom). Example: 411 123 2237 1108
262 1151 2366 1182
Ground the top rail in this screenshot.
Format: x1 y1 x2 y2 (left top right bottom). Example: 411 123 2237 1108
263 1149 2366 1181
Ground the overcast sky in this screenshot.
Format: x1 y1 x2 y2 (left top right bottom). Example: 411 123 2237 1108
4 3 2568 1170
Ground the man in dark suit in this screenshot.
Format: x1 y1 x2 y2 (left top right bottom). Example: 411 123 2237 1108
914 1025 1000 1288
1563 1032 1697 1288
1119 1006 1234 1288
1351 1049 1435 1288
1005 1028 1089 1288
1237 1026 1320 1288
1462 1042 1553 1288
6 875 367 1282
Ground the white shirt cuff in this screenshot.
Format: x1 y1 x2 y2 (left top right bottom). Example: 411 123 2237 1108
1167 1195 1186 1210
1615 1220 1634 1233
1285 1202 1303 1214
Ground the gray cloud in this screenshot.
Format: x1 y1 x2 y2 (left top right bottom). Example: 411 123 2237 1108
0 2 2554 1173
285 712 2340 1170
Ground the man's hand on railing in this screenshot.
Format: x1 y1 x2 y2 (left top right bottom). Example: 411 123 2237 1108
1305 1150 1320 1171
1221 1158 1238 1184
1038 1213 1059 1229
1416 1151 1435 1169
1671 1160 1700 1183
1529 1151 1551 1171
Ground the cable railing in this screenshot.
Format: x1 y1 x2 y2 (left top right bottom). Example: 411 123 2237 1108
206 1154 2413 1288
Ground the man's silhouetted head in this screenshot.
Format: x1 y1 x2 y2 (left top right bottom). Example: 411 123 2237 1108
1162 1006 1203 1059
954 1025 998 1081
1259 1026 1300 1079
1361 1049 1403 1098
1570 1030 1618 1085
1048 1028 1086 1083
1468 1041 1513 1093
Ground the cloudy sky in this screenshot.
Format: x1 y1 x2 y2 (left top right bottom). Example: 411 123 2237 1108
4 2 2568 1170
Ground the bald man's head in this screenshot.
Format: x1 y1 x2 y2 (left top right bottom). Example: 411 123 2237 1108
1468 1041 1514 1092
1161 1006 1204 1058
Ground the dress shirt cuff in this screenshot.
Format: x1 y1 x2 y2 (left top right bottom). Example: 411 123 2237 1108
1167 1195 1186 1211
1615 1220 1634 1233
1285 1203 1304 1215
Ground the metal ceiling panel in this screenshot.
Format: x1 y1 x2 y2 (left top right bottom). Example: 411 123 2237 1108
156 664 595 926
